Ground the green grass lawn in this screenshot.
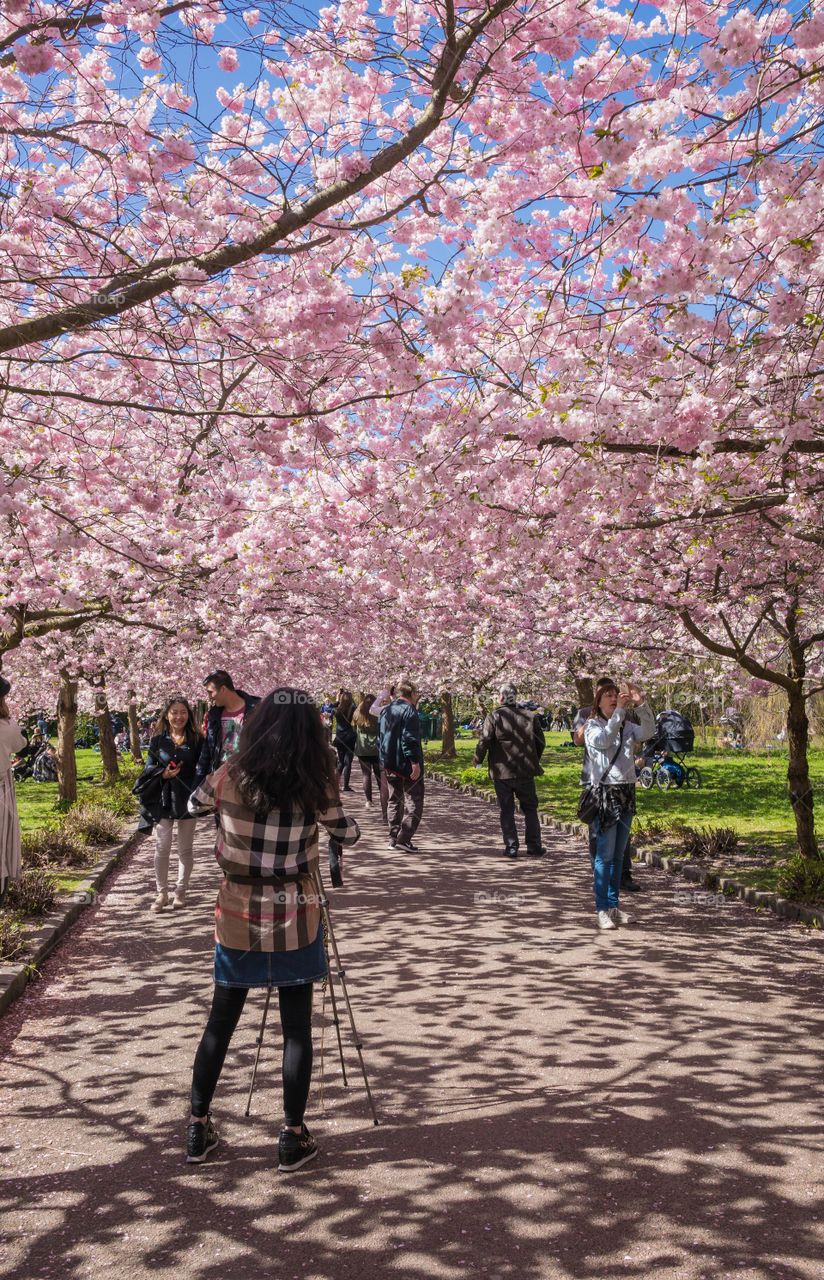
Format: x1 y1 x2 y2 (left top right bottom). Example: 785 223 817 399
425 732 824 856
14 749 140 835
3 751 142 960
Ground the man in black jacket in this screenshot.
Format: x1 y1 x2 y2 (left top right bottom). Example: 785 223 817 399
194 670 260 787
474 684 546 858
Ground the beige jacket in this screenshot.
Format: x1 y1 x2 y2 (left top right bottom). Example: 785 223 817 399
0 718 26 779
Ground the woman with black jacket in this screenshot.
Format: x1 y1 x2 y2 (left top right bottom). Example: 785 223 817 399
139 697 203 912
332 689 356 792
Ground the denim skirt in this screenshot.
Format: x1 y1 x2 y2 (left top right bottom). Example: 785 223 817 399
213 925 327 989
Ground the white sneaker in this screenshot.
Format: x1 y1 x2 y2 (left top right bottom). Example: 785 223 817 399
609 908 632 926
597 910 617 930
151 891 168 912
364 801 374 810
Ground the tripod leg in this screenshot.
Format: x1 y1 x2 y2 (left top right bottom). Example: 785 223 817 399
324 954 350 1088
244 986 273 1117
313 872 380 1126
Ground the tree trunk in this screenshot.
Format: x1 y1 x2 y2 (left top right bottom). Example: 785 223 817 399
57 670 78 804
127 690 143 763
440 689 457 759
786 685 818 859
94 691 120 783
573 673 594 708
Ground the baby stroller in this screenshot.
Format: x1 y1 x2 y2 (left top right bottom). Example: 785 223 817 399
637 710 701 791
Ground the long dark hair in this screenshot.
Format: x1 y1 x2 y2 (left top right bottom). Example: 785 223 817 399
228 688 338 815
335 689 355 720
156 696 202 747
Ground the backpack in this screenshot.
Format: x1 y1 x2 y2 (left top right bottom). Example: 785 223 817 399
354 725 378 758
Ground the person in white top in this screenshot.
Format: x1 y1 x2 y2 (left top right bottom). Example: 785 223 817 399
0 675 26 905
583 680 656 931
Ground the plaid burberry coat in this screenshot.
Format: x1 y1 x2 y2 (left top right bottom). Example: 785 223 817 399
190 766 360 952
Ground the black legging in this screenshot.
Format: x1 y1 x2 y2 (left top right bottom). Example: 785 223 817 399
191 983 314 1126
335 742 353 789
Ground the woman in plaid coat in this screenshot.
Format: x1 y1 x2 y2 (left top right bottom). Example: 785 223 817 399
185 688 360 1171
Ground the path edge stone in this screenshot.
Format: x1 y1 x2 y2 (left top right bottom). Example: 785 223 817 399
426 768 824 931
0 830 143 1018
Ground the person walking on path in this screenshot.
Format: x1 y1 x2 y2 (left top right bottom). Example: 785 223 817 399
583 679 655 930
574 683 642 892
137 697 203 912
185 688 360 1171
194 670 260 787
378 677 424 853
352 693 388 821
473 684 546 859
0 674 25 906
572 678 640 892
332 689 356 792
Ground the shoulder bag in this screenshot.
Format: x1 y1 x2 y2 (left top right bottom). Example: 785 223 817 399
576 727 625 825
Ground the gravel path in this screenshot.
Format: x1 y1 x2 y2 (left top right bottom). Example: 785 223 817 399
2 781 823 1280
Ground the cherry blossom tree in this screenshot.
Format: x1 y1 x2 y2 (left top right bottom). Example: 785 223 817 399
2 0 824 859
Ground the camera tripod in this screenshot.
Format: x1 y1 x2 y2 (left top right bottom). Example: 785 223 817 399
244 867 379 1126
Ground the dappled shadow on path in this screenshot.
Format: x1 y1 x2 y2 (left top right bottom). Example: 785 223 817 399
1 790 823 1280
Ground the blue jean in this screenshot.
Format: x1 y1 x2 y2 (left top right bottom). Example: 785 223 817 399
590 810 633 912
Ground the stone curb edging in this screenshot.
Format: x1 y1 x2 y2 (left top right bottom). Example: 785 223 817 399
0 830 141 1018
632 847 824 929
426 768 824 931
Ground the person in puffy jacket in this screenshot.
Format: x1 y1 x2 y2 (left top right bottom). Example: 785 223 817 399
474 684 546 858
583 680 655 931
137 696 203 912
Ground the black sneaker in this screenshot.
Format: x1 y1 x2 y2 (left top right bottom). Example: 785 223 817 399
525 847 547 858
503 848 518 858
186 1115 219 1164
278 1123 318 1173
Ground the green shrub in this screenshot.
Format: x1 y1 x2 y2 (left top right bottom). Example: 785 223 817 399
21 826 91 868
775 854 824 905
0 914 26 962
6 869 57 916
100 771 141 817
634 821 668 842
20 837 51 869
682 825 738 859
61 803 123 847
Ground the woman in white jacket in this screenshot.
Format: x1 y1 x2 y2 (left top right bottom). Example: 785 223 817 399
0 675 26 905
583 680 655 930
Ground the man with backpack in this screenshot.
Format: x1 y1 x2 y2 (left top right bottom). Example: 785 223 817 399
474 685 546 858
378 677 425 853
